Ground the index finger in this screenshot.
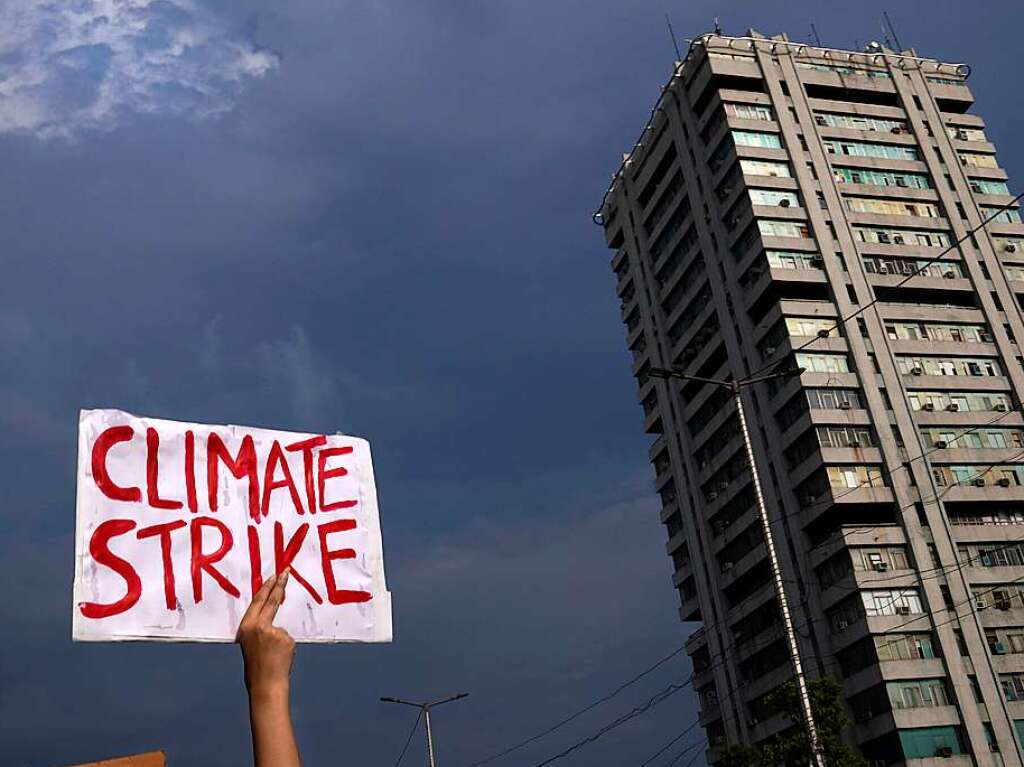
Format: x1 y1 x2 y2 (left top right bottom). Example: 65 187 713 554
240 572 278 630
260 568 290 625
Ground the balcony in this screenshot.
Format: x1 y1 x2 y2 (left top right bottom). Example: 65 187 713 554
845 658 947 698
800 485 895 529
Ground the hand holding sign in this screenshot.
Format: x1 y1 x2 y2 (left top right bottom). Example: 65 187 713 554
238 570 302 767
239 569 296 697
73 409 392 643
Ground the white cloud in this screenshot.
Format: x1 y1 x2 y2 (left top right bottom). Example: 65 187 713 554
0 0 279 138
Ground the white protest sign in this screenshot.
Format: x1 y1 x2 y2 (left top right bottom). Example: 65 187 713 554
73 409 392 643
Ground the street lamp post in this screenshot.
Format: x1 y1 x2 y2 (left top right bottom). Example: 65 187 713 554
381 693 469 767
649 366 825 767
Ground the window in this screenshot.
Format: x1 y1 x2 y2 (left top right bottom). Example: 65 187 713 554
946 125 986 142
875 634 936 661
846 198 940 218
854 227 951 247
908 391 1010 412
765 250 822 270
863 256 963 278
814 112 907 133
799 62 890 79
823 139 919 161
749 189 799 207
899 727 964 759
887 679 949 709
725 103 773 121
935 465 1024 487
796 353 849 373
862 589 922 616
807 388 862 409
885 321 988 342
896 356 1002 377
827 465 884 488
833 167 930 189
758 220 811 238
960 152 999 169
818 425 875 448
732 130 782 149
982 206 1022 224
740 159 791 178
787 317 835 337
1003 673 1024 702
970 178 1010 195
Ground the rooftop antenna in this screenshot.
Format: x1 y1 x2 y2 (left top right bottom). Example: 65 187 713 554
810 22 822 47
713 16 721 35
879 17 894 50
883 10 904 52
665 13 681 60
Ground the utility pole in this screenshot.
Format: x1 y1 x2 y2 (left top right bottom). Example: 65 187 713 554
381 693 469 767
649 366 825 767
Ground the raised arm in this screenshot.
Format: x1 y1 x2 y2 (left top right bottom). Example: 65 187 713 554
238 571 301 767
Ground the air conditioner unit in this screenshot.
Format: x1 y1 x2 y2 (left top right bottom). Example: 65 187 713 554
998 477 1013 487
707 492 719 502
873 561 889 572
994 641 1007 654
896 605 911 615
934 440 948 449
891 126 903 134
877 264 891 274
977 599 988 609
911 366 924 375
995 403 1009 411
947 403 960 412
895 177 908 188
973 478 987 487
817 328 831 338
944 271 958 279
719 481 729 491
1006 243 1018 253
764 346 776 357
779 198 791 208
837 618 849 630
936 746 953 758
803 494 818 505
893 235 906 244
981 332 994 342
922 403 936 411
839 401 853 410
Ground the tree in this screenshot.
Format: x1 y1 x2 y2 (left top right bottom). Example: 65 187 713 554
715 677 872 767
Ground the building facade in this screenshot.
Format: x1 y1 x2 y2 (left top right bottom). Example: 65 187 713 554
598 30 1024 765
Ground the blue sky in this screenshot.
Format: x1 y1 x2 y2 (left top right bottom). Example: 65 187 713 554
1 1 1022 765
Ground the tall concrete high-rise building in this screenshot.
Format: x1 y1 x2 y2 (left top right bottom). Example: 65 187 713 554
597 29 1024 765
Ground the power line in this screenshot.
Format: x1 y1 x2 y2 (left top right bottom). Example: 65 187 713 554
532 681 691 767
392 710 423 767
463 644 687 767
638 722 702 767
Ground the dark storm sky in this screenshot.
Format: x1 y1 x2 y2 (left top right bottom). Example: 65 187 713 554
2 1 1021 765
